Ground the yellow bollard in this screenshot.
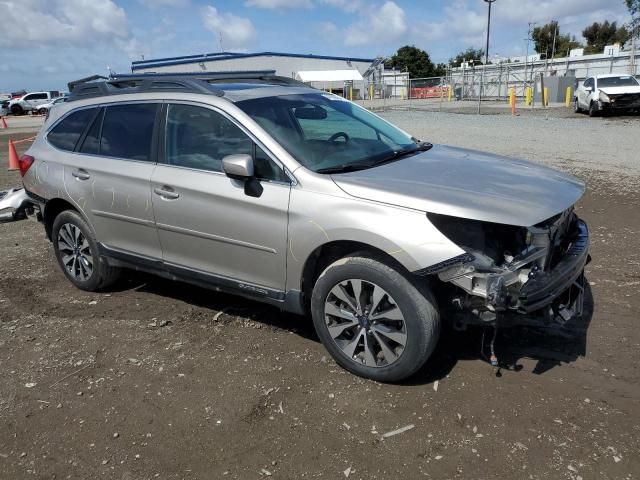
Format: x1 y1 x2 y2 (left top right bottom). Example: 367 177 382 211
543 87 549 107
524 87 531 106
565 86 572 107
369 85 374 100
509 87 516 115
448 85 452 102
349 86 353 101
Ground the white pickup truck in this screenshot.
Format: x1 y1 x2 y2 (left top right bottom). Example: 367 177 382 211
574 74 640 117
8 91 62 116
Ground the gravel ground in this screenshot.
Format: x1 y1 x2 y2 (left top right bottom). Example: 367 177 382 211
1 110 639 480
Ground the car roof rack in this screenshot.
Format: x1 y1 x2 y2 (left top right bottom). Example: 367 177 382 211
66 71 308 102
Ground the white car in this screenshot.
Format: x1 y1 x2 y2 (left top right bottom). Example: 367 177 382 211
574 74 640 117
36 96 67 115
8 91 61 115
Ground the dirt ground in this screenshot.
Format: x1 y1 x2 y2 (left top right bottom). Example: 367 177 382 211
1 115 639 480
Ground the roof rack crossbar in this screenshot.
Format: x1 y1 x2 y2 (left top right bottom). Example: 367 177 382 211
65 71 308 102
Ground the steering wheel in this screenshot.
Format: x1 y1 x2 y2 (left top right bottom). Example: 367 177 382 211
328 132 350 143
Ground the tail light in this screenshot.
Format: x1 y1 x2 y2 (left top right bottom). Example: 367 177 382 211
18 154 34 177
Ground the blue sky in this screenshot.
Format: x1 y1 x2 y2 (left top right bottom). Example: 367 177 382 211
0 0 632 92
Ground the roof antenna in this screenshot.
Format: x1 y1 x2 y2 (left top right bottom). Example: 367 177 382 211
107 66 115 78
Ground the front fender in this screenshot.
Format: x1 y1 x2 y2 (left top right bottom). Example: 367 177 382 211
286 188 464 291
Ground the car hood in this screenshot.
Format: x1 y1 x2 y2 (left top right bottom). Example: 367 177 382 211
332 145 585 227
599 86 640 95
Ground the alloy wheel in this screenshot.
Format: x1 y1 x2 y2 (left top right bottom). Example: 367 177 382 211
323 278 407 368
57 223 93 281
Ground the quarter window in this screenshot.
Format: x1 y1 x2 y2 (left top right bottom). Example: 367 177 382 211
100 104 157 161
48 108 98 152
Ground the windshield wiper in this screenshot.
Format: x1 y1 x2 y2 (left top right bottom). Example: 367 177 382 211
316 142 433 175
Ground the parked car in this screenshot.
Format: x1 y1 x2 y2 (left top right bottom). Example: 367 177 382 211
575 74 640 116
8 91 62 115
20 74 590 382
36 96 68 115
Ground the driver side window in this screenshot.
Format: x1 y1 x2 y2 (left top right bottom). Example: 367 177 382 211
165 104 288 182
584 78 594 89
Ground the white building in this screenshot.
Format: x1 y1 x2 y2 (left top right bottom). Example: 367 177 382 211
131 51 374 95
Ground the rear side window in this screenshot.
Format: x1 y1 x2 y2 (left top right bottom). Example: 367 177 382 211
48 108 98 151
25 93 48 101
100 104 157 161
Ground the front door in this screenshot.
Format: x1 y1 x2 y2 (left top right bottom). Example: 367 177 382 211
151 103 291 292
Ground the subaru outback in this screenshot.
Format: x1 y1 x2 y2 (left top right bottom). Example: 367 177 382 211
20 73 590 382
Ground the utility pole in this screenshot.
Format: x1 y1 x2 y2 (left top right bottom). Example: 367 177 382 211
478 0 496 114
524 22 536 88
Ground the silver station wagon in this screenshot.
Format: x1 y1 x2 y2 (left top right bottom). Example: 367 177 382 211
20 73 590 382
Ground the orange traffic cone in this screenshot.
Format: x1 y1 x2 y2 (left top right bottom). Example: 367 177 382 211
0 117 8 129
8 140 20 170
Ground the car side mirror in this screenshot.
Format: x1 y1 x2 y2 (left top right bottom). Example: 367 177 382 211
585 86 592 92
222 154 254 180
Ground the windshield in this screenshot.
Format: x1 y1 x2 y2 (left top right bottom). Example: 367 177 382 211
598 76 640 88
235 93 419 173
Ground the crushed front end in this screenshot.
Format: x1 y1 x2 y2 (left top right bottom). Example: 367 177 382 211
426 209 590 329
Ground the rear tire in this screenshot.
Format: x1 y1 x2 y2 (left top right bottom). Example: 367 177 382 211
311 256 440 382
52 210 120 291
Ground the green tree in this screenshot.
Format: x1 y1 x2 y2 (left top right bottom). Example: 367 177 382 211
532 21 582 58
449 47 485 67
583 21 630 53
625 0 640 30
387 45 442 78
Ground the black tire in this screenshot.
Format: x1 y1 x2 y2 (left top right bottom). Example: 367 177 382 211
37 107 47 115
11 104 23 116
52 210 120 291
311 256 440 382
588 101 599 117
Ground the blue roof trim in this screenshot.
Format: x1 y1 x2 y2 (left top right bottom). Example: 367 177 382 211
132 51 375 71
113 70 277 79
132 51 238 66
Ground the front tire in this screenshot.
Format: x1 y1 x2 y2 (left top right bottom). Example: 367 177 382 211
11 104 23 116
52 210 120 291
589 101 599 117
311 256 440 382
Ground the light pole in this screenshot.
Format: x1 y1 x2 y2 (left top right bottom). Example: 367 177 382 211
478 0 496 114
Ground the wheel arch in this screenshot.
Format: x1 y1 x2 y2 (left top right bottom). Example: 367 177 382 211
43 197 88 241
299 240 413 313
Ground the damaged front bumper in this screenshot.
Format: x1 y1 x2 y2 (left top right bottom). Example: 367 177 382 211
598 92 640 112
438 217 590 327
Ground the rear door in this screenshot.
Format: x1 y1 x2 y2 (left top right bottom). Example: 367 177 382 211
60 102 162 259
150 102 291 292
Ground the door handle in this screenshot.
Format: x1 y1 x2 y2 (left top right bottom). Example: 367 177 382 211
72 169 90 180
153 186 180 200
